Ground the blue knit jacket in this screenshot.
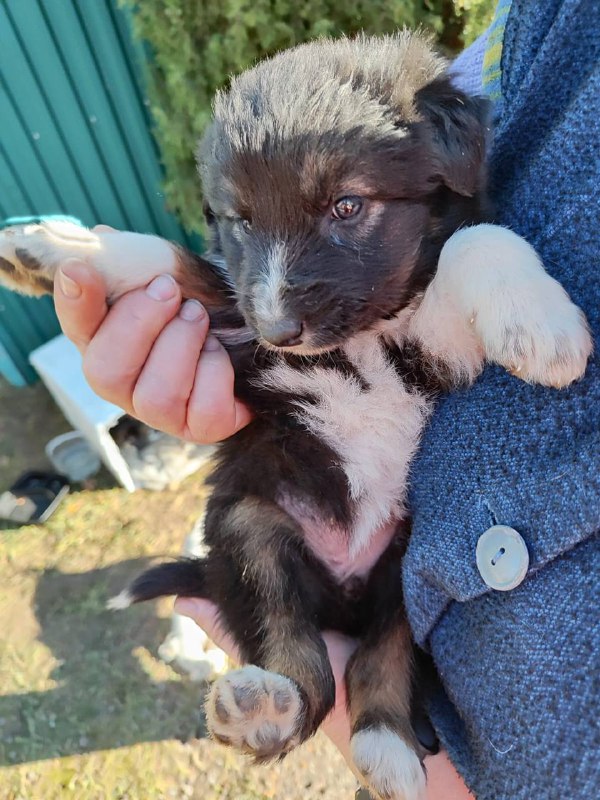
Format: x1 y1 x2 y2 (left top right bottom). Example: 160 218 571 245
404 1 599 797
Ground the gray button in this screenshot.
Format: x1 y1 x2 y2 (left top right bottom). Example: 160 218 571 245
476 525 530 591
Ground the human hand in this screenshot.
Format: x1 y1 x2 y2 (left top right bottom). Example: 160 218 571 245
174 597 474 799
53 226 252 443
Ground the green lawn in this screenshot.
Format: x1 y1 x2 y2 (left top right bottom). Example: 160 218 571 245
0 378 355 799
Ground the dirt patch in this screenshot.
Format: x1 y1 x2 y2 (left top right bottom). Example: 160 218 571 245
0 378 70 490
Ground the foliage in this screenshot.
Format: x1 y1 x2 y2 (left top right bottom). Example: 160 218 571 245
455 0 497 45
121 0 495 233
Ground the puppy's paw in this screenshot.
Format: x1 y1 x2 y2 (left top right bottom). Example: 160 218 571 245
476 284 592 388
0 220 98 296
351 727 426 800
436 225 593 389
0 220 179 303
206 665 304 761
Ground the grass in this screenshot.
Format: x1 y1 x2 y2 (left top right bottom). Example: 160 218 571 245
0 377 355 799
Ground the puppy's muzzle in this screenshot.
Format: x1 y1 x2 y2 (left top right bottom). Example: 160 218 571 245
259 317 304 348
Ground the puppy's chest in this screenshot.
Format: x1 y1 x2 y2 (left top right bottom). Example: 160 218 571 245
256 333 432 576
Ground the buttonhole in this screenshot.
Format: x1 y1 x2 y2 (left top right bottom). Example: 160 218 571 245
491 547 506 567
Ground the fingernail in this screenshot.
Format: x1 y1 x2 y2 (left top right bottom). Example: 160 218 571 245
203 334 221 351
58 265 82 299
93 224 117 233
179 299 206 322
146 274 177 301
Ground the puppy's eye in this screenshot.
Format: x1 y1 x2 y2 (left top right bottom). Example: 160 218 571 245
204 205 217 226
331 196 363 220
241 218 252 233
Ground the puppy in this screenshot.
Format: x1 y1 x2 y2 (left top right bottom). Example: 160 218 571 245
0 32 592 800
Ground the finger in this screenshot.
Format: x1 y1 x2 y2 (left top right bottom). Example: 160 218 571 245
320 631 357 757
322 631 358 684
185 335 253 443
425 752 474 799
82 274 181 411
54 260 108 353
131 299 210 436
174 597 241 662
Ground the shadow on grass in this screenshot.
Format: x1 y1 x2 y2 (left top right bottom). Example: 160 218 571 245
1 558 208 766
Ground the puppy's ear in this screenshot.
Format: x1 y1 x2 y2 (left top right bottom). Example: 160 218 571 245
415 79 491 197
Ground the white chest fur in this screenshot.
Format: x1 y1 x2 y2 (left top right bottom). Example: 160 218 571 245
256 332 432 561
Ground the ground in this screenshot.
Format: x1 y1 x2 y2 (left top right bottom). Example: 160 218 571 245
0 377 356 800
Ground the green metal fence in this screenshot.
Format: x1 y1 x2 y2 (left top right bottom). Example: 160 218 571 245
0 0 197 385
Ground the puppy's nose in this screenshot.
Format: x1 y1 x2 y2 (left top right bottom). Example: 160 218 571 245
260 318 303 347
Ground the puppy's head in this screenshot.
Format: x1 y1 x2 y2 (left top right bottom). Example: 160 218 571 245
199 32 489 354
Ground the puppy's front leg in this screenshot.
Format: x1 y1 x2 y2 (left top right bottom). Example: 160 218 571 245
408 224 592 388
204 497 336 762
0 219 230 310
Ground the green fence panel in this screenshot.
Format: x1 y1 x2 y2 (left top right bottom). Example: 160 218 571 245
0 0 198 385
0 292 60 386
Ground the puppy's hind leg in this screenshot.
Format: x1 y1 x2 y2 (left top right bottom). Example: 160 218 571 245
204 497 336 762
347 541 430 800
348 622 425 800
